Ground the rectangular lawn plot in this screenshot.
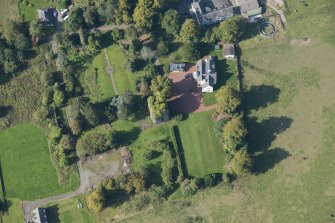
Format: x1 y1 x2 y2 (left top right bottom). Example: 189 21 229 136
0 124 78 200
106 45 137 94
177 111 225 178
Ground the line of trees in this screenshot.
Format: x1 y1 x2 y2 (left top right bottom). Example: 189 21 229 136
214 85 252 177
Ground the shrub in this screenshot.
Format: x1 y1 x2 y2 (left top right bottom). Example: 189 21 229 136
122 172 146 194
76 130 117 157
181 179 198 195
142 149 155 161
111 29 124 42
69 115 83 135
230 148 252 177
86 186 106 212
213 118 229 139
156 39 169 56
179 43 200 61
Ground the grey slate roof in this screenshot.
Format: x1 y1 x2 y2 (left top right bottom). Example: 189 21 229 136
224 44 235 56
194 56 217 89
190 0 234 25
32 208 48 223
236 0 261 13
170 62 186 72
37 8 56 24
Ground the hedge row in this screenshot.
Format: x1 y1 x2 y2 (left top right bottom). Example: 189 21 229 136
170 125 185 180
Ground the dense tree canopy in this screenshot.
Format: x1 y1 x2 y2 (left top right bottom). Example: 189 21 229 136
180 19 200 43
76 130 117 157
179 43 200 61
230 148 252 176
219 16 247 43
161 9 180 38
133 0 155 31
222 117 247 154
86 186 106 212
215 85 241 115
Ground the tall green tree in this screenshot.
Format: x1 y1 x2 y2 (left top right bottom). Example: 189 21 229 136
222 117 247 154
215 85 241 115
161 9 180 38
219 16 247 43
150 75 172 102
133 0 155 31
14 33 31 50
230 148 252 176
179 43 200 61
180 19 200 43
86 186 106 212
29 20 43 45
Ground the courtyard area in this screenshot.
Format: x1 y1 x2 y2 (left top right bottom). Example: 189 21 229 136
168 64 215 113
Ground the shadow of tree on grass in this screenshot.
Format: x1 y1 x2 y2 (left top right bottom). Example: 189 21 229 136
253 147 291 174
243 85 281 111
46 205 60 223
247 116 293 153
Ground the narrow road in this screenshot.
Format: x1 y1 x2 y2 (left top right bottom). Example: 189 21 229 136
92 24 130 32
103 48 119 95
22 161 90 221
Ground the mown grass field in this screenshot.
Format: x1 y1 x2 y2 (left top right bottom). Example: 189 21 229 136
84 50 115 102
130 124 172 185
105 45 137 94
176 111 225 178
0 124 78 201
84 45 138 101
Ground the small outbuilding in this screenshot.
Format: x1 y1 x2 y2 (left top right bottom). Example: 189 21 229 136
32 207 48 223
37 8 57 26
236 0 262 20
223 44 236 59
170 62 186 73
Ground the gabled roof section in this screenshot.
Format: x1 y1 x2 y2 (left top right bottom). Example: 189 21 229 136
194 56 217 91
236 0 261 14
170 62 186 72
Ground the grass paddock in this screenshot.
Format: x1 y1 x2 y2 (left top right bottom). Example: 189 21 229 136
0 124 78 201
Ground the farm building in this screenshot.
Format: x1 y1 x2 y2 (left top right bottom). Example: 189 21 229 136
224 44 236 59
236 0 262 19
31 207 48 223
193 56 217 92
190 0 234 26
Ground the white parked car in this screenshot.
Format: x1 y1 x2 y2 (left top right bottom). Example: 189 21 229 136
60 8 68 15
63 15 69 20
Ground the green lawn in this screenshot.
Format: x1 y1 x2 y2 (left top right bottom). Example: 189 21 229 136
112 120 141 146
130 124 172 185
2 199 23 223
106 45 137 94
176 111 225 178
84 51 115 102
18 0 62 22
0 124 78 201
84 45 138 101
46 196 98 223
